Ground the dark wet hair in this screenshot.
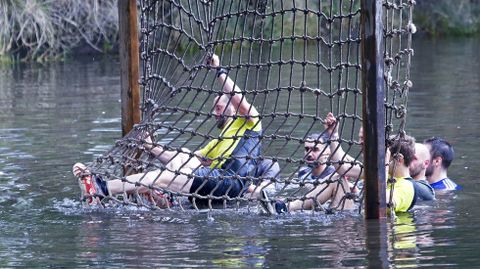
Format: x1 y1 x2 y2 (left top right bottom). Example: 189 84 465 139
389 135 416 166
306 132 330 144
424 137 454 169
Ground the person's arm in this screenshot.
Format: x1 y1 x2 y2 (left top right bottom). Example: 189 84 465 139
143 134 165 157
142 133 209 167
208 54 259 122
324 112 363 179
194 149 212 167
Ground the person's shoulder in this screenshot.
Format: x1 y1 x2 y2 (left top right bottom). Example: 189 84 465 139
412 179 435 201
401 177 415 190
318 165 336 179
444 177 461 190
231 116 262 131
246 116 262 131
255 159 280 178
391 179 415 212
392 177 415 195
298 166 312 179
430 178 461 190
412 178 432 189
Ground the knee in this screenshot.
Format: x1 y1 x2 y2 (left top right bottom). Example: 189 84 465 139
165 159 181 171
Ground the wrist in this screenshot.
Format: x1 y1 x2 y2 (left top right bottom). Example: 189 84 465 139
216 68 228 78
330 132 339 140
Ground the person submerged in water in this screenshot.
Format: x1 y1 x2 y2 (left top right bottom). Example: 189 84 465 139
266 132 356 214
408 143 435 201
424 137 460 190
277 112 417 214
73 54 278 208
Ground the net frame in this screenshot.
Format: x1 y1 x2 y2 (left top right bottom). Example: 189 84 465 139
82 0 416 214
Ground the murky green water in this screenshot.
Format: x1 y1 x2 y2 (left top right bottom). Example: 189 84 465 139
0 38 479 268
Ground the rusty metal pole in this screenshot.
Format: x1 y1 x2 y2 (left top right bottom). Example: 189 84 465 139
118 0 141 136
361 0 386 219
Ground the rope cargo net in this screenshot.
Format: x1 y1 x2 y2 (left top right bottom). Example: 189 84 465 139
81 0 415 213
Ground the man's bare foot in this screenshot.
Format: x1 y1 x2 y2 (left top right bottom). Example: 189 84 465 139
73 162 89 178
72 162 101 206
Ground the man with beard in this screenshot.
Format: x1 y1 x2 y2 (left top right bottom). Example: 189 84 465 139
273 112 416 214
73 54 269 207
407 143 435 201
270 133 356 214
321 112 418 212
424 137 461 190
298 133 337 182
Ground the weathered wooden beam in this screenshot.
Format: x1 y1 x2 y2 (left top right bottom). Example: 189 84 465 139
361 0 387 219
118 0 141 136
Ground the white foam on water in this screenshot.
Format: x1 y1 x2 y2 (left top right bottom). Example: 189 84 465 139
92 117 121 124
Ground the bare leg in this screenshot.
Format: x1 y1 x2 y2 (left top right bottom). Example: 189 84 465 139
73 162 192 207
150 145 201 172
151 145 180 165
106 169 195 196
163 147 201 171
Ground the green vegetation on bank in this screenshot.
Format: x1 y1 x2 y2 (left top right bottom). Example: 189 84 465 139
0 0 118 62
414 0 480 36
0 0 478 62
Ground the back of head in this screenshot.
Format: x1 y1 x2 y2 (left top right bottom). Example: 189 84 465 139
424 137 454 169
389 134 416 166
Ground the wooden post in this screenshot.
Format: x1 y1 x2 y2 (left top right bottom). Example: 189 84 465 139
361 0 387 219
118 0 141 136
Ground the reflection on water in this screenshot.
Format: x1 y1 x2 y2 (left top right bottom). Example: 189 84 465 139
390 213 430 267
0 38 480 267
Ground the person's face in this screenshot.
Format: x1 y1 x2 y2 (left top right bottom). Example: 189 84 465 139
424 144 434 177
409 143 430 178
213 98 232 129
304 141 330 166
425 160 434 177
409 156 423 178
